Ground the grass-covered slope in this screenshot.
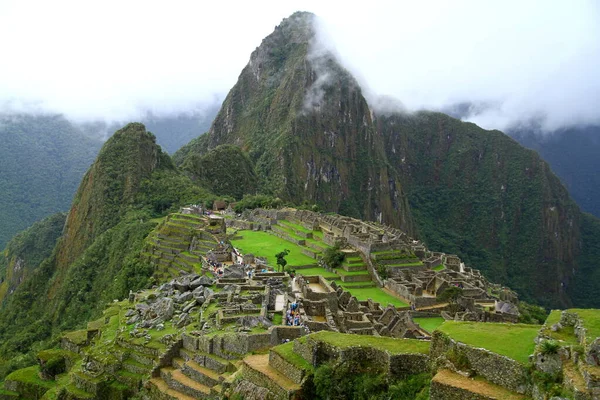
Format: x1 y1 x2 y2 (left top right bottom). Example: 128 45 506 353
0 114 102 249
0 123 213 376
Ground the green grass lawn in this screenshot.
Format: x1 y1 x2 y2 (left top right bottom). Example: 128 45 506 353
414 317 445 332
341 286 408 307
571 309 600 341
231 230 316 266
278 220 312 234
297 268 338 278
432 264 445 271
437 321 540 364
307 331 430 354
335 268 369 276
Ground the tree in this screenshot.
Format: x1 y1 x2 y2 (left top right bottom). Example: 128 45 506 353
322 243 345 269
437 286 463 304
275 249 290 272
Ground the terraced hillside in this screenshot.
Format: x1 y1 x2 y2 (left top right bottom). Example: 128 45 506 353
143 213 222 281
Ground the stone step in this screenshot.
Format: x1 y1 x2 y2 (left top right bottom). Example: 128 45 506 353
122 358 152 375
179 349 234 374
116 369 146 388
182 360 221 387
161 367 212 399
242 354 301 399
342 263 367 272
147 377 197 400
430 369 528 400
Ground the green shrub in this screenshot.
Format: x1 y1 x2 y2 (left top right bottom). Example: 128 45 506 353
539 340 560 355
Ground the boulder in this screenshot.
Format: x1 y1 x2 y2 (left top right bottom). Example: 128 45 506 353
175 313 191 328
175 292 193 303
153 297 174 321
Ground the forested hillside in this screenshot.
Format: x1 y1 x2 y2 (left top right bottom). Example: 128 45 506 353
0 114 102 249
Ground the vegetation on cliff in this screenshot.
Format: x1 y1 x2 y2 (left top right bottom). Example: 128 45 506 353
0 114 101 249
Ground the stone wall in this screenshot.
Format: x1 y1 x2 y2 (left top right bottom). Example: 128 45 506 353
269 350 306 384
292 335 429 379
430 331 530 394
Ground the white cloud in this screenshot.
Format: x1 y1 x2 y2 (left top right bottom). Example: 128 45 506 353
0 0 598 131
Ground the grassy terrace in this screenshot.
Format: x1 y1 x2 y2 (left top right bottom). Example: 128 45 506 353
304 331 430 354
340 285 408 307
572 308 600 341
297 268 339 279
272 342 313 370
5 365 56 390
437 321 540 364
414 317 445 332
542 310 578 345
277 220 312 234
230 230 316 266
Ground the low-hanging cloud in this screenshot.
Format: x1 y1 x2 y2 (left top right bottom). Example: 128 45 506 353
0 0 598 132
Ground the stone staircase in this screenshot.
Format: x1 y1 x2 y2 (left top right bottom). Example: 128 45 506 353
146 334 241 399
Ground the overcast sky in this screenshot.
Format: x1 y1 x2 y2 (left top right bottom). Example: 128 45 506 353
0 0 598 131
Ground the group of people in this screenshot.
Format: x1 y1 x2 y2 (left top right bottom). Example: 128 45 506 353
208 260 224 277
286 301 302 326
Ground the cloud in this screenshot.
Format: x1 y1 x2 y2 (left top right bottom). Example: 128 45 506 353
0 0 598 132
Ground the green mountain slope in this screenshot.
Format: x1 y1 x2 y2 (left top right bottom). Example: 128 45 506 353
0 213 66 302
175 12 413 232
377 112 581 307
0 123 212 370
0 114 102 249
180 144 258 199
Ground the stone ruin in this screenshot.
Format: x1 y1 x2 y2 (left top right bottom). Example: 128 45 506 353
231 208 520 324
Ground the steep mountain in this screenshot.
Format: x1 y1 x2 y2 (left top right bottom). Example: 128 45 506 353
0 114 102 249
0 123 212 366
177 12 600 308
377 112 581 306
510 125 600 219
176 12 413 232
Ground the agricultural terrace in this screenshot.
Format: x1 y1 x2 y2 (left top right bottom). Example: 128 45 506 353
542 310 578 345
570 308 600 341
437 321 540 364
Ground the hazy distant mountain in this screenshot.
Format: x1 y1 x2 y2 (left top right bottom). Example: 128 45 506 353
444 103 600 219
75 105 220 154
0 114 102 249
509 125 600 219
